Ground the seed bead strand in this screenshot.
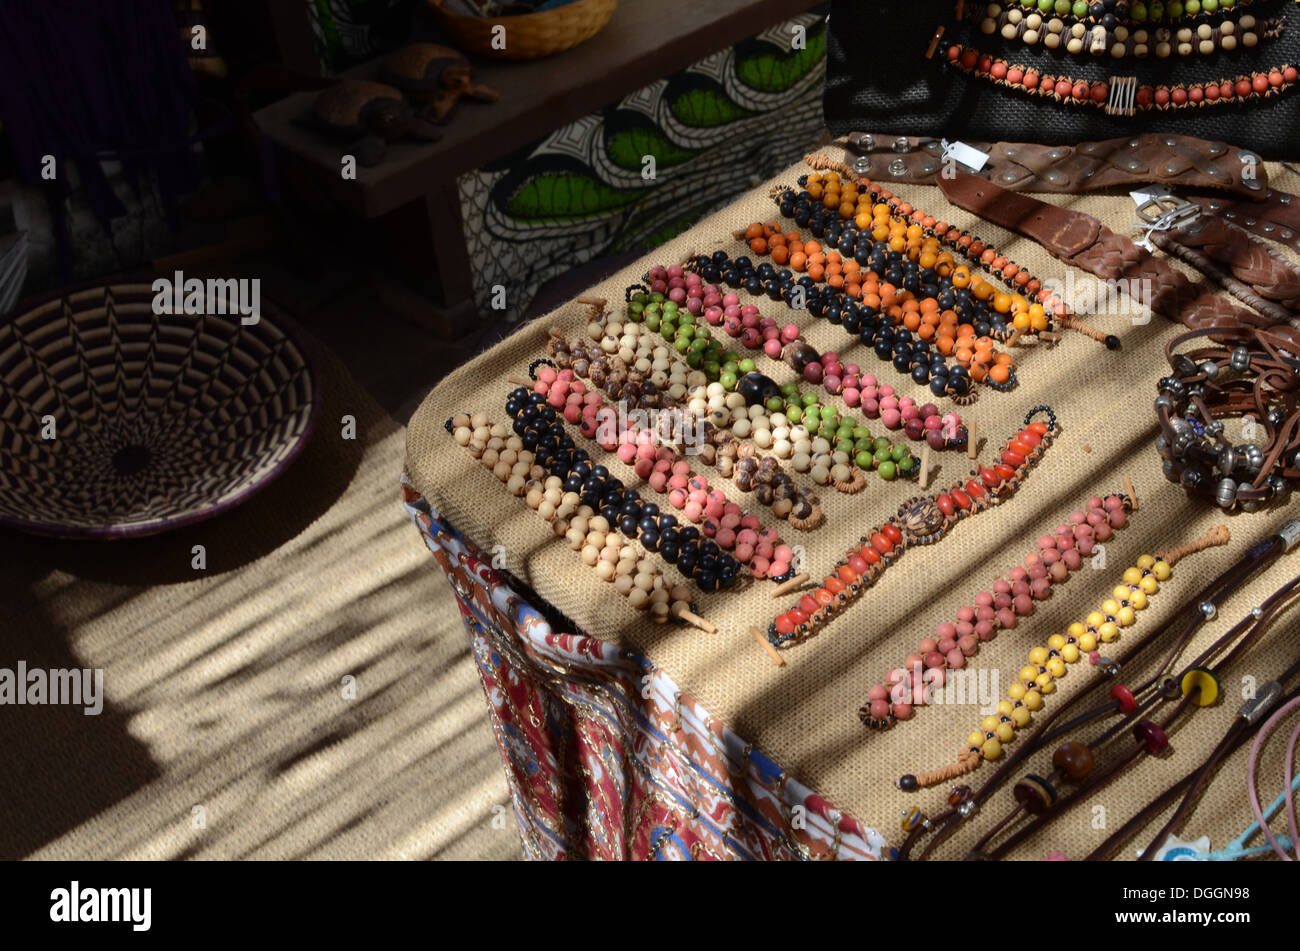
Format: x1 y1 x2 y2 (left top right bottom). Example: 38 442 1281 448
768 407 1057 646
447 412 690 624
898 525 1231 790
859 493 1134 729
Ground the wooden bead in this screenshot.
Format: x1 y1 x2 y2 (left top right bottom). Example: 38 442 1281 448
1051 741 1094 781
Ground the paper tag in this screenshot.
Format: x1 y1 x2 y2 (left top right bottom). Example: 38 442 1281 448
941 139 990 172
1130 185 1174 206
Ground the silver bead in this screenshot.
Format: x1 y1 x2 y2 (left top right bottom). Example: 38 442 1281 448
957 800 976 818
1200 360 1219 380
1199 600 1217 619
1154 394 1173 413
1281 519 1300 553
1267 407 1286 429
1214 477 1237 509
1230 346 1251 372
1217 446 1237 475
1205 419 1225 438
1242 444 1264 473
1155 434 1168 451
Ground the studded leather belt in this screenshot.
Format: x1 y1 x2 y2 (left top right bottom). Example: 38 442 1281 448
844 132 1270 199
1190 187 1300 255
936 170 1287 332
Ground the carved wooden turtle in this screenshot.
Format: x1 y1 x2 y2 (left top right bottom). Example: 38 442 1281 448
305 79 440 167
898 497 947 544
382 43 499 124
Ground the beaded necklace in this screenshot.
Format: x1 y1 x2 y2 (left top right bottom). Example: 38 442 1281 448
627 267 968 450
971 581 1300 861
766 406 1057 647
972 3 1276 56
900 527 1230 794
447 411 711 628
524 363 806 581
1004 0 1263 30
861 493 1136 731
896 520 1298 859
538 332 825 532
941 41 1299 111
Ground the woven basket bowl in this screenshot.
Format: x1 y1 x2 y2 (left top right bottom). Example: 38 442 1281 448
0 283 320 539
429 0 617 60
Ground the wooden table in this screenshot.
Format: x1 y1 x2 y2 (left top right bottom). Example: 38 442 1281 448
253 0 825 333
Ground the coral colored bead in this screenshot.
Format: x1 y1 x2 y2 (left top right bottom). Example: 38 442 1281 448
882 524 903 544
1019 430 1041 448
1110 683 1137 714
862 547 881 564
815 588 836 607
994 463 1016 481
951 489 972 509
825 578 845 595
1002 451 1025 468
980 468 1001 488
799 595 819 615
848 555 870 574
775 614 795 635
936 494 955 516
838 565 860 585
966 481 986 499
871 533 893 554
789 609 808 626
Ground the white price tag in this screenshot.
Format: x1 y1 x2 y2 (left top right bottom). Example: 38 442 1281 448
941 140 990 172
1129 185 1174 207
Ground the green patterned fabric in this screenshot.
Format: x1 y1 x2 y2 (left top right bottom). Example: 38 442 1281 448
457 11 829 323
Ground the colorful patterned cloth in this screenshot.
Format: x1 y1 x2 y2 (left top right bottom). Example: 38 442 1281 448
458 11 829 322
402 476 888 860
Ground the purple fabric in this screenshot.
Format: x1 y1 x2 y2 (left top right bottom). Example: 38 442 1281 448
0 0 199 276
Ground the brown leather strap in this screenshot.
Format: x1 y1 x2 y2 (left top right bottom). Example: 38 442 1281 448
845 133 1269 199
1190 188 1300 255
937 171 1270 331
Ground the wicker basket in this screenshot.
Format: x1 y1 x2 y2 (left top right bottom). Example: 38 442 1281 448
0 282 319 538
429 0 616 61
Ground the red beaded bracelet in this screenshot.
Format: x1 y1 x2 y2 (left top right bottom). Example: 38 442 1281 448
767 405 1058 647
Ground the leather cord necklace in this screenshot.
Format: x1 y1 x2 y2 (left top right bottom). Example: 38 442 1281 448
972 573 1300 860
1086 672 1300 862
1155 325 1300 510
896 519 1300 860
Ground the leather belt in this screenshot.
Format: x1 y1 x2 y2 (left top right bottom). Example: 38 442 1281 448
845 133 1270 199
936 170 1272 332
1190 188 1300 255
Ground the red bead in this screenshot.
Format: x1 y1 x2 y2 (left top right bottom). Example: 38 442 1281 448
882 523 903 545
1133 720 1168 755
1008 438 1033 457
789 609 808 626
861 546 881 564
980 468 1001 488
1028 422 1049 436
871 533 894 554
799 595 819 615
775 614 795 635
1252 74 1269 94
1237 79 1254 98
994 463 1017 481
936 494 955 516
1110 683 1137 715
1019 429 1041 449
848 555 870 575
815 588 835 607
951 489 972 510
966 481 986 500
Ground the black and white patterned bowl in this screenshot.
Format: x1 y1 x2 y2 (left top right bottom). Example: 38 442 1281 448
0 283 320 538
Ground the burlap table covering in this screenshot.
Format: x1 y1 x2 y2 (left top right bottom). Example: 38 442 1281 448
408 146 1300 861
